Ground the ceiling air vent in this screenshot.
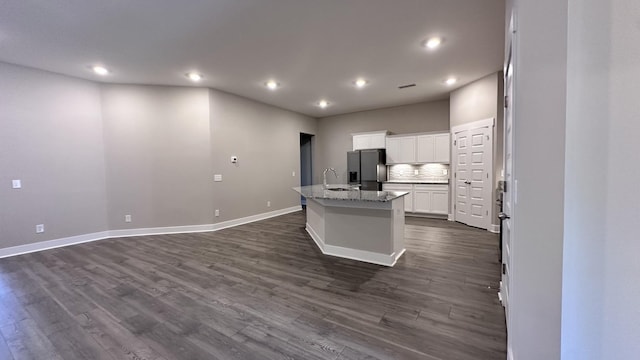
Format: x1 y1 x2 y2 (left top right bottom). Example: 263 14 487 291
398 83 416 89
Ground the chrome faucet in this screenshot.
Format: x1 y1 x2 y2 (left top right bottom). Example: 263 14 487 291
323 168 338 188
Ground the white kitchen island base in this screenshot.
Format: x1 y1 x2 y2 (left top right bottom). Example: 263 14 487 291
304 197 406 267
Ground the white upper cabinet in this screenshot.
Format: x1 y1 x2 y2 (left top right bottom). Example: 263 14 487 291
388 132 450 164
417 133 450 163
434 133 451 163
386 136 416 164
352 131 388 150
416 135 436 162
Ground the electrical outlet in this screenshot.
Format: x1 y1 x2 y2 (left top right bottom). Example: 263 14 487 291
443 169 448 175
36 224 44 233
12 180 21 189
215 209 220 217
125 215 132 223
292 171 295 177
414 170 419 175
214 174 222 182
267 201 271 208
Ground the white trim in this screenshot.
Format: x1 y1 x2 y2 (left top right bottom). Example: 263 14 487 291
212 206 301 231
447 213 454 221
450 117 495 134
108 224 215 238
305 223 403 267
305 223 325 252
323 243 398 267
0 231 110 259
507 348 514 360
0 206 302 259
489 224 501 233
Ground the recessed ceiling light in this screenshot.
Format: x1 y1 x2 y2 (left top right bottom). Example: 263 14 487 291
186 72 203 82
265 80 280 90
444 77 457 86
92 66 109 76
424 37 442 49
354 78 368 88
318 100 329 109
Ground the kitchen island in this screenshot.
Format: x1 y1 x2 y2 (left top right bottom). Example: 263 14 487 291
293 185 408 266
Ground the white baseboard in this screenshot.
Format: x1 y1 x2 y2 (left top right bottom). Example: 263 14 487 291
213 206 301 231
108 223 216 238
489 224 500 233
448 214 454 221
305 223 325 252
0 231 110 259
0 206 302 259
305 223 399 267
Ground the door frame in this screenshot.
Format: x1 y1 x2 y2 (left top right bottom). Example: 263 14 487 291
451 117 495 231
502 11 517 360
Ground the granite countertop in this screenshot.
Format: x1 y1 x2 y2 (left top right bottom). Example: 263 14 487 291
384 180 449 184
293 184 409 202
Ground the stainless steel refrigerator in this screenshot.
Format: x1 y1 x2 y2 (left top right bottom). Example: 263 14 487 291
347 149 387 191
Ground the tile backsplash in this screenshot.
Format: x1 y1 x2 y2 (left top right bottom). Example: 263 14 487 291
388 164 450 183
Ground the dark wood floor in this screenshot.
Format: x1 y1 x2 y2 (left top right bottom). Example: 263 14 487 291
0 211 506 360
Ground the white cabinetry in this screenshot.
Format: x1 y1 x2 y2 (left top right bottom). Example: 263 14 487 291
434 133 451 163
387 132 450 164
383 183 449 215
414 185 449 214
385 136 416 164
352 131 388 150
416 133 450 163
382 184 413 212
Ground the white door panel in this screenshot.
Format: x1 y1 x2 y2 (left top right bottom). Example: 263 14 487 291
453 125 492 230
501 15 515 334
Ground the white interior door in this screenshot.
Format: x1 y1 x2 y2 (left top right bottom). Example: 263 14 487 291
501 19 515 323
466 127 491 229
454 130 470 224
453 124 492 230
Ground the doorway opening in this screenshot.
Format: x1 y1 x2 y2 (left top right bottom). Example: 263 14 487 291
300 133 314 208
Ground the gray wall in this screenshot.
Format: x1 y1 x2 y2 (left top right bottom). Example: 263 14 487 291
0 63 108 247
450 73 500 128
0 62 316 250
315 100 449 183
563 0 640 359
508 0 567 358
209 89 317 222
449 72 504 227
101 85 214 229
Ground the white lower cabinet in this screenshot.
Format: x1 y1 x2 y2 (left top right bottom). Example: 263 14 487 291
413 189 431 213
384 184 449 215
382 184 413 212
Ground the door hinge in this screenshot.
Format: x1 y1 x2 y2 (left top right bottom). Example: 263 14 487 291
486 135 490 141
486 210 489 216
453 140 457 146
504 95 509 109
487 173 489 179
502 263 506 275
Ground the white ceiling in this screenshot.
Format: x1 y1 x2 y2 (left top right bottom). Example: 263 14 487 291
0 0 505 117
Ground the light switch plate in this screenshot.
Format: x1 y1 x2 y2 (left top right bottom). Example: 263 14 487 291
12 180 21 189
214 174 222 182
36 224 44 233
